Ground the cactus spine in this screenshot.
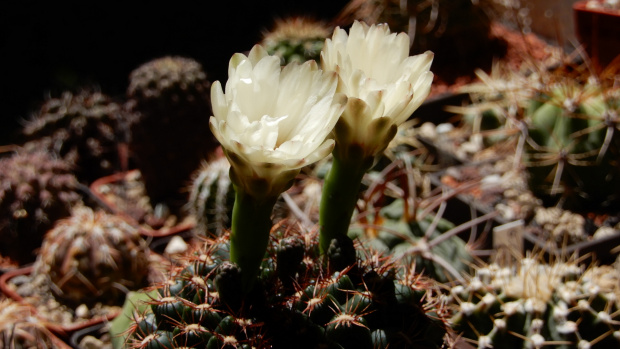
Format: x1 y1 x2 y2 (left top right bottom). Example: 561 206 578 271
0 151 82 264
126 56 218 213
125 226 448 348
33 206 151 306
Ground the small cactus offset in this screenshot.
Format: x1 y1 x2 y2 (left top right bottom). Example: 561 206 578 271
126 56 217 213
125 226 448 349
22 89 127 183
447 255 620 349
260 17 332 65
0 151 82 264
187 155 235 237
33 206 151 307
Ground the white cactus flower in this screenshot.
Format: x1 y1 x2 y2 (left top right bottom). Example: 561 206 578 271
210 45 346 198
321 20 434 163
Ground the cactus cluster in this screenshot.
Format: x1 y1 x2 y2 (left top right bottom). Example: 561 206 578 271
126 56 217 213
447 255 620 348
260 17 332 65
33 206 151 307
22 90 127 183
125 226 448 349
0 151 82 264
449 60 620 210
186 155 235 237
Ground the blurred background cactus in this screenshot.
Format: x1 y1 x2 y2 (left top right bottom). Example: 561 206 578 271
33 206 151 307
447 254 620 348
260 17 332 65
523 64 620 209
21 89 128 184
0 298 60 348
0 151 82 264
126 56 218 215
447 58 620 211
124 225 448 349
186 155 235 237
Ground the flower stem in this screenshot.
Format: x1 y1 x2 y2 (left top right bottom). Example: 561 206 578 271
229 187 277 293
319 153 369 254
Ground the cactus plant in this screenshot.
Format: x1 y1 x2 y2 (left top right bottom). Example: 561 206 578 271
124 225 448 349
447 254 620 348
33 206 151 307
0 150 82 264
186 155 235 237
0 298 61 348
260 17 332 65
448 59 620 210
523 73 620 209
22 89 127 183
126 56 218 214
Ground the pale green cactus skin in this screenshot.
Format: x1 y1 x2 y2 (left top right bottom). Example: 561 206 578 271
186 156 235 237
524 82 620 208
125 228 448 349
448 257 620 349
348 198 473 284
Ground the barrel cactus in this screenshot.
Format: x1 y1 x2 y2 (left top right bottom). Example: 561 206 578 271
33 206 151 307
22 89 127 183
447 255 620 348
0 151 82 264
260 17 331 65
124 226 448 348
126 56 218 213
186 155 235 237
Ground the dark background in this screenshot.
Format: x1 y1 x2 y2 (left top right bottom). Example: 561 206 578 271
0 0 349 145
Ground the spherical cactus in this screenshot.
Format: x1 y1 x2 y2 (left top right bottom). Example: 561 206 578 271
260 17 331 65
524 79 620 209
0 151 82 264
22 89 128 183
125 225 448 348
0 298 59 348
33 206 151 306
126 56 218 213
186 155 235 237
447 256 620 348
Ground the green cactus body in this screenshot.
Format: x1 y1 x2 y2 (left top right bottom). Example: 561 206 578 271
23 90 127 183
260 17 331 65
33 207 150 306
125 226 447 348
187 156 235 237
349 198 473 284
448 257 620 348
126 56 217 213
0 151 82 264
524 82 620 208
